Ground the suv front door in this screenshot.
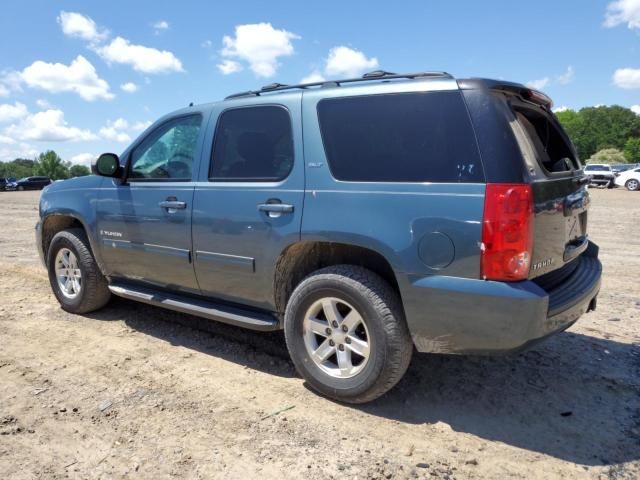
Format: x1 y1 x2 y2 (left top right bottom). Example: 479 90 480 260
97 113 207 293
192 94 304 310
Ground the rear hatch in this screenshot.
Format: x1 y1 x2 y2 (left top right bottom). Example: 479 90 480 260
506 95 589 279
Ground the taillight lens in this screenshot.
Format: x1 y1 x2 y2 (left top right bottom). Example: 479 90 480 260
481 184 534 281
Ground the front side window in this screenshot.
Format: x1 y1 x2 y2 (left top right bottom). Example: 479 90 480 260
130 115 202 180
317 91 484 183
210 106 293 182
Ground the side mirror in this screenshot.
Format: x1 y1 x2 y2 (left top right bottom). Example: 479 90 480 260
93 153 121 177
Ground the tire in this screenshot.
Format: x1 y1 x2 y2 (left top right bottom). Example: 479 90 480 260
284 265 413 404
17 186 24 191
606 179 615 189
47 228 111 314
626 179 640 191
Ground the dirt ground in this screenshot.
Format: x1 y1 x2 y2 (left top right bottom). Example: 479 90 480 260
0 188 638 480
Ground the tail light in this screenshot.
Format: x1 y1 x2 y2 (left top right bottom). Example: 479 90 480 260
481 184 534 281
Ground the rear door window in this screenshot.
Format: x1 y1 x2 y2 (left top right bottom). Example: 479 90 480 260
316 91 484 183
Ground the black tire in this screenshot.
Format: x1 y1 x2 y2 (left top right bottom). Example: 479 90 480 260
47 228 111 314
17 186 24 191
626 179 640 191
284 265 413 404
607 180 615 189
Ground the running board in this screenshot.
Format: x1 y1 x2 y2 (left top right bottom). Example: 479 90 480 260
108 283 280 331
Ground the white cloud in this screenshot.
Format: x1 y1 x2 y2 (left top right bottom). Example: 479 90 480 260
4 109 96 142
217 59 243 75
95 36 183 74
57 11 108 42
553 106 569 113
120 82 138 93
631 104 640 114
0 102 28 123
220 23 300 77
36 98 52 109
526 77 550 90
99 118 131 143
301 70 326 83
132 120 152 131
557 66 575 85
0 84 8 97
153 20 169 31
613 68 640 88
0 143 38 162
0 135 16 144
604 0 640 29
325 46 379 78
70 152 95 166
18 55 114 101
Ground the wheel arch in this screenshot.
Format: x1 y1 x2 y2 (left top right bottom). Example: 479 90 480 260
273 241 401 314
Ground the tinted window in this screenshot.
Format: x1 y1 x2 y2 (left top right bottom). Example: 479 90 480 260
130 115 202 180
585 165 609 172
317 91 483 183
210 106 293 181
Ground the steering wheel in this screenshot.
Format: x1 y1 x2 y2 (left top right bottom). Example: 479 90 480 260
166 153 192 178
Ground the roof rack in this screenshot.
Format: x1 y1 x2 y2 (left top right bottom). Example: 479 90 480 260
224 70 453 100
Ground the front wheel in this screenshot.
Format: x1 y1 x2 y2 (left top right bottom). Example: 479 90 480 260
284 265 413 404
47 228 111 314
626 179 640 191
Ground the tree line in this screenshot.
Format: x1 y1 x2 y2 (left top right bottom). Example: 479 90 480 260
555 105 640 164
0 151 91 180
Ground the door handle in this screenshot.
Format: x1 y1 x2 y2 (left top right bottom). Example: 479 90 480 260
258 201 294 218
159 199 187 211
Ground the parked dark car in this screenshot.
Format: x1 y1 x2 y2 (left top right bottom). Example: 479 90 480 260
36 71 601 403
11 176 52 191
0 178 8 191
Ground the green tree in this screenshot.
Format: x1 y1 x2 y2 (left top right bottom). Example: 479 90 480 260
33 151 70 180
586 148 626 164
69 164 91 177
623 138 640 163
556 106 640 160
0 159 36 179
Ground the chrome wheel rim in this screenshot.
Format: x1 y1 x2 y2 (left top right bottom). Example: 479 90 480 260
302 297 371 379
628 180 639 190
55 248 82 299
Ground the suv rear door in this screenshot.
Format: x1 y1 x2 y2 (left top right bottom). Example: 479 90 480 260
97 113 206 294
506 96 589 278
191 93 304 310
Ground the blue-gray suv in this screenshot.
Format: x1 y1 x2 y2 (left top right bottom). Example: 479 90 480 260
36 71 602 403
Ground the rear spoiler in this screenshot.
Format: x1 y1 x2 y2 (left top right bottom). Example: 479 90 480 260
457 78 553 109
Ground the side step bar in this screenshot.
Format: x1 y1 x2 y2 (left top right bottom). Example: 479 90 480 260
108 283 281 331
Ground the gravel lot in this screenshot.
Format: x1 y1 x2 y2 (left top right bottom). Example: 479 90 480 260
0 188 638 479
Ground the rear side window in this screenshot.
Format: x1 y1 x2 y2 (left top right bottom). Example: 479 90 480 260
210 106 294 182
317 91 483 183
512 105 579 174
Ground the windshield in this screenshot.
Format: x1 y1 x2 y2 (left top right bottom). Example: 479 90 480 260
585 165 610 171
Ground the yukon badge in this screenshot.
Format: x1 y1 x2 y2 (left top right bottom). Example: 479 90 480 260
532 257 554 271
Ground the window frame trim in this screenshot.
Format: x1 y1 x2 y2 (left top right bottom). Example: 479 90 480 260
207 103 295 184
126 112 204 183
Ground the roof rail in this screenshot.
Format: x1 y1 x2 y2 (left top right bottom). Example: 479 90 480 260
224 70 453 100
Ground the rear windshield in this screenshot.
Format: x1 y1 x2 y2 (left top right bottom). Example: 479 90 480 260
317 91 484 183
511 103 579 174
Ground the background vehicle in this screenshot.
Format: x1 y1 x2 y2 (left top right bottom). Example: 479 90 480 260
611 163 638 174
583 164 616 188
614 167 640 191
12 176 52 191
0 178 8 191
35 71 601 403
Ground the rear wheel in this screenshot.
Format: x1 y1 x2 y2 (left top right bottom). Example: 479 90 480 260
47 228 111 314
625 179 640 191
284 265 413 404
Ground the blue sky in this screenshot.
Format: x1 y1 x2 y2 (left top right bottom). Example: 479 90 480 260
1 0 639 164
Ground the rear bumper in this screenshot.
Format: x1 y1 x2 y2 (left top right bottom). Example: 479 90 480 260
401 242 601 354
